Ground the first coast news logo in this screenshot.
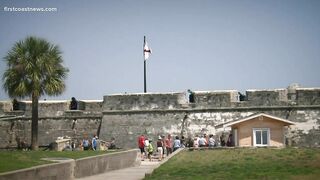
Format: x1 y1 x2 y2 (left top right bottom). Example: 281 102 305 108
3 6 58 12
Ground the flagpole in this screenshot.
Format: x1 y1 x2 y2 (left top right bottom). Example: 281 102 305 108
144 36 147 93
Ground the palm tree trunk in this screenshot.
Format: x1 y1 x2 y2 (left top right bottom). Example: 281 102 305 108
31 93 39 150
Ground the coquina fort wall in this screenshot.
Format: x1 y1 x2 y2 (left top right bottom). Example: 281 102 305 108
0 84 319 148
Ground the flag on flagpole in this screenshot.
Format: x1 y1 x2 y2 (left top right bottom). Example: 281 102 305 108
143 38 152 61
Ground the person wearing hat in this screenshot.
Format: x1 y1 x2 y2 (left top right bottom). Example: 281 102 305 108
156 136 163 161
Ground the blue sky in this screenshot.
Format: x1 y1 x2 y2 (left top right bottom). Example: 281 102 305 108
0 0 319 100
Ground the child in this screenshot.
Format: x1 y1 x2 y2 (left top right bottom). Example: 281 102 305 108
147 139 154 161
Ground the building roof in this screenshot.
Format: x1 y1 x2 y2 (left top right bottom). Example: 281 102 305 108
223 113 295 127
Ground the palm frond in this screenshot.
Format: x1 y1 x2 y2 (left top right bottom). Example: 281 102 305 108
2 36 69 99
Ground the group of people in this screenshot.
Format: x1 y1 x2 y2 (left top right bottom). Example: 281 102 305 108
81 135 117 151
138 134 186 161
192 133 234 148
192 134 215 148
81 134 99 150
138 133 234 160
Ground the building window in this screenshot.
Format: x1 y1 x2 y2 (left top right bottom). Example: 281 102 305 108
253 128 270 146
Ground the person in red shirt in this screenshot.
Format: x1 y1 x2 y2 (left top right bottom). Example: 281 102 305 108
138 134 145 160
165 134 173 157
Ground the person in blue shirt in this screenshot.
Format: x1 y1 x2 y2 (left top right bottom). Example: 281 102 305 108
173 136 181 152
92 135 98 151
82 137 89 150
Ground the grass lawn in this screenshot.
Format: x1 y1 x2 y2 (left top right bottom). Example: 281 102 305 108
0 150 118 173
145 148 320 180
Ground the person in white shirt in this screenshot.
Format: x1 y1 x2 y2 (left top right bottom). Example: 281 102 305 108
144 137 149 155
208 134 215 148
173 136 181 152
198 135 207 147
193 135 199 149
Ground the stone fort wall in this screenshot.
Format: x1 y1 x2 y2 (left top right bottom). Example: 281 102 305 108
0 85 319 148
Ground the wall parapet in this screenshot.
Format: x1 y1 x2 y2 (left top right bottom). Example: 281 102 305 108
193 90 239 108
103 92 186 111
102 105 320 114
296 88 320 105
101 86 320 111
1 85 319 114
0 100 103 117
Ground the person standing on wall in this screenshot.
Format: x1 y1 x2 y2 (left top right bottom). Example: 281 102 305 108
187 89 195 103
70 97 78 110
138 134 146 161
12 98 20 111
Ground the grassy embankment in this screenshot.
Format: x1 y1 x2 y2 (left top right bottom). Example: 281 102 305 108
145 148 320 180
0 150 117 173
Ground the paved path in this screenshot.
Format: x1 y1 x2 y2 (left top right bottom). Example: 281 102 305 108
76 148 183 180
76 161 160 180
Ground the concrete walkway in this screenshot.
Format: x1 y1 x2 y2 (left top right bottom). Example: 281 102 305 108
76 148 183 180
76 161 160 180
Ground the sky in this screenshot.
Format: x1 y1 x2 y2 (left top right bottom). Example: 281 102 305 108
0 0 319 101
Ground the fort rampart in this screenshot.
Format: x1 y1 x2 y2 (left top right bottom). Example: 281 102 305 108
1 85 319 148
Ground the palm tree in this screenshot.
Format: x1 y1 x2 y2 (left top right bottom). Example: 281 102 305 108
2 36 69 150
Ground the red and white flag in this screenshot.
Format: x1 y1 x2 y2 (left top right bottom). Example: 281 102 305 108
143 38 152 60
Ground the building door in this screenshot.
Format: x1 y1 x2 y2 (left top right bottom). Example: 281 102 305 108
253 128 270 147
